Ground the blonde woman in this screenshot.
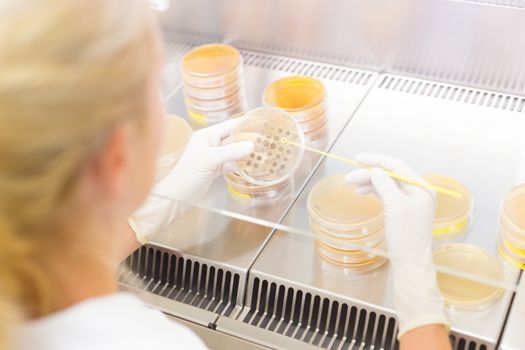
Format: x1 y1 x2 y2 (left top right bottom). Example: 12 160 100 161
0 0 253 349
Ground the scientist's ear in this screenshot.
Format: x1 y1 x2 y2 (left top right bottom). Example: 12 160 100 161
87 124 133 198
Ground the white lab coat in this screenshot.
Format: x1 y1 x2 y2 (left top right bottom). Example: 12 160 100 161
15 292 207 350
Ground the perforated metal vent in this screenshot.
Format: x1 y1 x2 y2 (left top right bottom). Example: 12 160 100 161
463 0 525 8
162 36 373 86
240 277 399 350
450 334 488 350
241 51 374 86
378 76 525 112
119 245 241 317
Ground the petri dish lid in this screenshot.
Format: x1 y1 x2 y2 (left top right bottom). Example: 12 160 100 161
232 108 304 186
263 75 326 112
181 44 241 77
308 174 384 230
160 115 193 156
424 175 472 223
501 184 525 234
433 243 504 308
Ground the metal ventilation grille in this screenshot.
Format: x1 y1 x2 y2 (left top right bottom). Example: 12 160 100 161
450 335 488 350
378 76 525 112
463 0 525 8
241 51 374 86
241 278 399 350
119 245 240 317
161 36 374 86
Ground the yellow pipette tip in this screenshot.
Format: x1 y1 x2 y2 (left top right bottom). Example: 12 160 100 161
281 137 288 144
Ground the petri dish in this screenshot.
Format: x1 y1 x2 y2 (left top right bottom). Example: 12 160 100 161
183 78 242 100
232 108 304 186
317 246 388 273
307 174 384 232
433 244 504 309
263 76 326 122
184 89 245 112
424 175 472 239
501 184 525 236
155 115 193 182
186 100 246 127
224 172 293 200
181 44 242 85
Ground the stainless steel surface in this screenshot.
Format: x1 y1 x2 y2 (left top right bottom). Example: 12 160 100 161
244 74 525 348
119 243 244 319
239 230 399 350
169 315 271 350
217 316 325 350
119 282 218 326
499 273 524 350
159 0 525 96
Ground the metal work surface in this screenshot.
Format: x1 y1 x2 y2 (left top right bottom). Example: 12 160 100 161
240 74 525 349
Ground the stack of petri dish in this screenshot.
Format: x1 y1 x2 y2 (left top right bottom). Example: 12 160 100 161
433 243 504 309
225 108 304 200
307 174 388 273
155 115 193 182
424 175 473 243
181 44 247 127
263 76 328 142
498 184 525 268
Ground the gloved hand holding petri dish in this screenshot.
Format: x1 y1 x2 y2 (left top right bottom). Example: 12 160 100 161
230 108 305 186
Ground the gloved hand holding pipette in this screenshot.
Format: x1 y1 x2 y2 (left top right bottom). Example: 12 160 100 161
346 153 451 349
129 118 254 244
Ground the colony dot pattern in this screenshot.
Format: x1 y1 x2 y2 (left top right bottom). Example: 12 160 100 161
234 114 301 184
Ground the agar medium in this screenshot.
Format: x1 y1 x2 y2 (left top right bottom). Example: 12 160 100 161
498 184 525 268
424 175 472 242
433 244 504 308
307 174 387 272
155 115 193 182
263 75 328 139
181 44 246 125
232 108 304 187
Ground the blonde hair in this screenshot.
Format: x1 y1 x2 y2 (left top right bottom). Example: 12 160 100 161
0 0 158 346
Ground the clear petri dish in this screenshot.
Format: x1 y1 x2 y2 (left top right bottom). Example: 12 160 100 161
501 184 525 236
184 89 245 112
312 221 384 249
263 76 326 123
186 100 247 127
183 78 243 100
315 238 386 263
297 111 327 134
232 108 304 186
224 171 293 200
307 174 384 232
317 245 388 273
424 175 472 239
155 115 193 182
433 243 504 309
181 44 242 88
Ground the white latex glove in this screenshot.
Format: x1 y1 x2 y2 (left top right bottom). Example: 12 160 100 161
129 118 254 244
345 153 448 339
